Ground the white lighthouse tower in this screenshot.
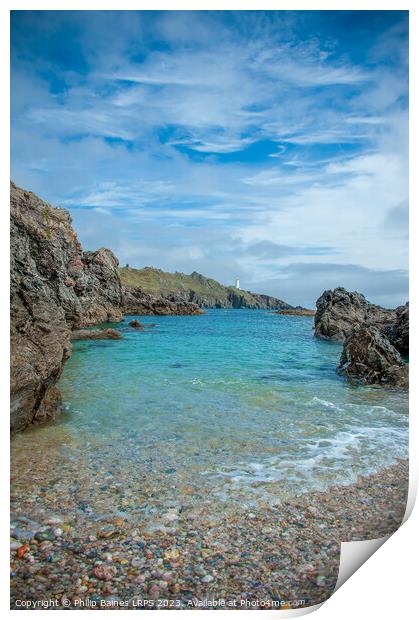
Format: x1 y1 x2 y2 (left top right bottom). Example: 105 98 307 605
235 278 240 290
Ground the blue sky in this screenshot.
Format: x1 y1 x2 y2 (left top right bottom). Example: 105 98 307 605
11 10 408 307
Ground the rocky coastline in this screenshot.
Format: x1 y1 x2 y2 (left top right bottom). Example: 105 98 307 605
10 182 202 433
119 266 292 310
11 181 409 434
123 286 203 316
10 183 409 609
314 287 409 389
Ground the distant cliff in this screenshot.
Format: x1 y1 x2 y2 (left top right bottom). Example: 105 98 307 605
120 266 292 310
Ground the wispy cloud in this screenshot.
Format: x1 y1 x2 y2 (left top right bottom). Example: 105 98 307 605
11 10 408 306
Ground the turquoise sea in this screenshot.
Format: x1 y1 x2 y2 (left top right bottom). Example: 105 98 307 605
12 309 408 523
39 309 407 507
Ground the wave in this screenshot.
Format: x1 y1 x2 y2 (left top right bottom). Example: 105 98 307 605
210 424 408 488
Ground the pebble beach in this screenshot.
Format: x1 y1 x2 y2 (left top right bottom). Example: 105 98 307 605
10 458 408 610
10 311 409 611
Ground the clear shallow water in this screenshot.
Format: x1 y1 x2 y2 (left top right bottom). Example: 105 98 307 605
12 310 409 516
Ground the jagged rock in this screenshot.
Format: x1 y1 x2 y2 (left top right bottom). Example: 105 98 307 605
337 325 408 389
76 249 124 325
123 287 204 315
128 320 144 329
314 287 397 342
385 303 409 355
71 328 123 340
10 182 123 433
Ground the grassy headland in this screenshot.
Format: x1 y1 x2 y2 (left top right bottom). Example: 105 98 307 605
119 266 292 310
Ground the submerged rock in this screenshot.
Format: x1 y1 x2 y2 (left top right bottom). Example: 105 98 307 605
71 328 123 340
314 288 396 342
128 319 144 329
337 325 408 389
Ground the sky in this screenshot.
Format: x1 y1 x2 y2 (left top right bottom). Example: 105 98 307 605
11 10 408 307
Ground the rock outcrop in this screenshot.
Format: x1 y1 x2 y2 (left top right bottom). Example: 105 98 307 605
10 182 124 433
71 328 123 340
385 303 409 356
276 306 315 316
75 249 124 325
314 287 398 343
123 287 204 315
337 326 408 389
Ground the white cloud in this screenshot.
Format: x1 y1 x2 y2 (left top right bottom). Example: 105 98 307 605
11 11 409 307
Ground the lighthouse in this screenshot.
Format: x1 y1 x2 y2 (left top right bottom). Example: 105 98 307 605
235 278 240 290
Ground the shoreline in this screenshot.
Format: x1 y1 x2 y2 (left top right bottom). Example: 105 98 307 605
10 459 408 610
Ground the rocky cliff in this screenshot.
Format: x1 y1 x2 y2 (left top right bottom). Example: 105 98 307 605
10 183 209 433
119 266 292 310
10 183 124 432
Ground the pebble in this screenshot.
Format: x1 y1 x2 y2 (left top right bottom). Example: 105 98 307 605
34 529 55 542
45 516 64 525
10 538 21 551
16 544 30 558
201 574 214 583
93 564 116 581
163 548 180 561
162 511 179 523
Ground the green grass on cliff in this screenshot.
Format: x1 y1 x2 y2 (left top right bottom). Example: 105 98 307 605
119 266 262 304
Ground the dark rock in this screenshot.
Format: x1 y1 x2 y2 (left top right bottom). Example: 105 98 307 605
71 328 123 340
128 319 144 329
10 182 123 433
276 306 315 316
385 303 409 355
76 248 124 325
314 287 397 342
337 325 408 389
123 287 204 316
